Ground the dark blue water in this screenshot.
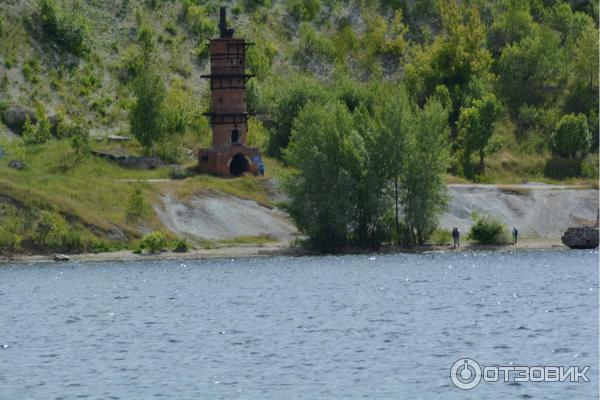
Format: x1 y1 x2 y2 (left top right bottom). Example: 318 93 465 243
0 250 597 399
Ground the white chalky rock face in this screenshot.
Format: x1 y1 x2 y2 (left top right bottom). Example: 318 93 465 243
440 184 598 238
154 192 298 242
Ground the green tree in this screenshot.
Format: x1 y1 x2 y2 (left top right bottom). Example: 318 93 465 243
353 105 393 246
283 101 363 251
405 0 492 133
38 0 89 56
457 94 503 175
496 27 564 113
487 1 536 56
268 78 333 158
552 113 591 159
373 86 413 242
401 98 450 245
22 109 52 145
130 65 166 155
572 24 599 93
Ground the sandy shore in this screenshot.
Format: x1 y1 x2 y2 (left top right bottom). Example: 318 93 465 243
0 238 580 265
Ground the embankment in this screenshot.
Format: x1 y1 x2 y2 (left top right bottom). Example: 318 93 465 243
442 183 598 238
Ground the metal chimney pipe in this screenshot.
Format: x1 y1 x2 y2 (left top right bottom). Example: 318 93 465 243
219 7 227 37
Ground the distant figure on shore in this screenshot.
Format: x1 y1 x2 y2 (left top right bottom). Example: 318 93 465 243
512 227 519 244
452 227 460 248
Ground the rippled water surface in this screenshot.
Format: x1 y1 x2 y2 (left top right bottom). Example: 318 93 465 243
0 250 597 399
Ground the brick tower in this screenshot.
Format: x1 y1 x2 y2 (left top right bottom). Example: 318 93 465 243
198 7 260 176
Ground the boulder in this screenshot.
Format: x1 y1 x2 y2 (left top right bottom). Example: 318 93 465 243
1 105 59 136
7 160 26 170
91 150 163 170
107 135 131 141
561 226 599 249
2 105 36 134
169 165 187 180
53 254 70 262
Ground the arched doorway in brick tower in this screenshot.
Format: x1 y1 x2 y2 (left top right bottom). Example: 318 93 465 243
229 153 249 176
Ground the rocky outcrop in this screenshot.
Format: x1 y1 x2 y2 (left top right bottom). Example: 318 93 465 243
2 105 36 134
7 160 26 170
1 105 58 136
91 150 163 169
561 227 599 249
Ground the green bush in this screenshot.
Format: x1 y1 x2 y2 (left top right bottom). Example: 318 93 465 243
581 154 599 178
289 0 320 21
127 185 150 219
172 238 190 252
38 0 89 56
468 213 509 244
185 5 216 41
139 230 168 253
70 123 91 159
23 110 52 145
552 113 591 159
34 209 69 248
430 229 452 245
23 58 41 83
244 0 271 11
543 155 581 179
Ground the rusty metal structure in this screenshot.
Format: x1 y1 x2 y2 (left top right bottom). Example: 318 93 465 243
198 7 260 176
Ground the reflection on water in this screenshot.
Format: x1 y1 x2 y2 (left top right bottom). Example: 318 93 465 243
0 250 597 399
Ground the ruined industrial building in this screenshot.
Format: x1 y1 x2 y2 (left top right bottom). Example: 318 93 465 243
198 8 261 177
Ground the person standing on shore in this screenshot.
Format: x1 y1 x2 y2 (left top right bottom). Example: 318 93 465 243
452 227 460 248
512 227 518 244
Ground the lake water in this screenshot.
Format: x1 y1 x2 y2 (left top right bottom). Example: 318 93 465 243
0 250 597 399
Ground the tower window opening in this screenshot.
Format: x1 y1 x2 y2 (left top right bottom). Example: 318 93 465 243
231 129 240 144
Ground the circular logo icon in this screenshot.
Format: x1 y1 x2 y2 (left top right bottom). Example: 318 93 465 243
450 358 482 390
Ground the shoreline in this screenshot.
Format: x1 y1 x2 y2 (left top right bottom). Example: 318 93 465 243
0 239 584 265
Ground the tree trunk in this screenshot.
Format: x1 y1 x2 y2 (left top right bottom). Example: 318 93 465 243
479 148 485 172
394 175 399 244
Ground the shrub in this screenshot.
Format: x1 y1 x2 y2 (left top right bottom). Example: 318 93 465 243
244 0 271 10
38 0 89 56
543 156 581 179
127 185 150 219
34 210 69 248
468 213 509 244
185 5 216 41
172 238 190 252
139 230 168 253
164 20 177 35
552 113 591 159
581 154 599 178
0 215 23 254
293 23 335 67
247 42 277 80
196 41 210 61
289 0 320 21
23 110 52 145
70 124 91 160
23 58 41 83
430 229 452 245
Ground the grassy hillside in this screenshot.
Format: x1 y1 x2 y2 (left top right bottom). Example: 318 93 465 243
0 0 598 253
